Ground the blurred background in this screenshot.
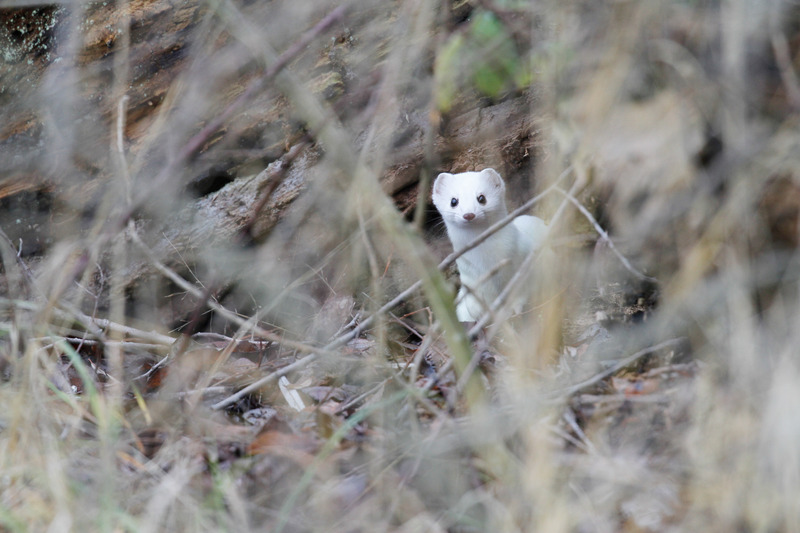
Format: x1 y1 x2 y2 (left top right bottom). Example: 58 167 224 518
1 0 799 531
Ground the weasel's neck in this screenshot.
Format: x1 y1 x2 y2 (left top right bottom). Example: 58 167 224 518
446 219 508 251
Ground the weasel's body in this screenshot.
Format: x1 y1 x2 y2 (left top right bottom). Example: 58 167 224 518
432 168 548 322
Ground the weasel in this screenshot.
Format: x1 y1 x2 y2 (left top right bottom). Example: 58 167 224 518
432 168 548 322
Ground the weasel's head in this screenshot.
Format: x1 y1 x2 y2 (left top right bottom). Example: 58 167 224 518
432 168 507 228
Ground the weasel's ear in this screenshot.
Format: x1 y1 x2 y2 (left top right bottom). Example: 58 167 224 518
433 172 452 194
481 168 504 189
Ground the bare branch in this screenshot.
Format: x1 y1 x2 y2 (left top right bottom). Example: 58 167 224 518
557 337 685 397
554 186 658 283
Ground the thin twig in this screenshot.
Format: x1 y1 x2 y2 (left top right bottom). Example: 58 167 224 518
210 352 318 410
575 393 671 405
127 230 332 410
554 186 658 283
562 408 598 455
107 5 348 239
240 140 310 241
128 230 329 356
136 353 171 381
33 337 168 353
172 386 230 400
0 297 174 346
0 227 36 298
771 30 800 111
116 94 132 204
455 229 548 392
88 316 175 346
557 337 685 397
334 379 390 415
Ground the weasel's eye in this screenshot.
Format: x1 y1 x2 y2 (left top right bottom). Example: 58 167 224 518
477 194 486 205
450 198 458 208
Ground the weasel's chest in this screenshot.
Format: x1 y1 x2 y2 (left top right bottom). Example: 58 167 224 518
454 228 519 285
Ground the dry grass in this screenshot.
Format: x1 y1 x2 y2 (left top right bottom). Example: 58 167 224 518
1 0 800 531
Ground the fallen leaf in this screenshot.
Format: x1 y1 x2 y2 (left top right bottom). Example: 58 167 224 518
248 430 320 466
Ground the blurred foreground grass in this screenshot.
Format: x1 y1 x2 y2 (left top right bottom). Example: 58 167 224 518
1 0 800 531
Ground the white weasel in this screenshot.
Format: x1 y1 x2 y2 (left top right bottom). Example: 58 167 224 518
432 168 548 322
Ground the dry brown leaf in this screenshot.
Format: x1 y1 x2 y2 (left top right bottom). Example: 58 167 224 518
247 430 320 467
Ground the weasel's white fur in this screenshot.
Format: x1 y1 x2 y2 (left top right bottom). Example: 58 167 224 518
432 168 548 322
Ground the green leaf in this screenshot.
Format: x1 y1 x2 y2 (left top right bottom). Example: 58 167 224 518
470 10 505 42
434 9 531 110
434 33 466 112
474 64 507 97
